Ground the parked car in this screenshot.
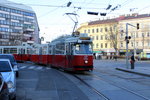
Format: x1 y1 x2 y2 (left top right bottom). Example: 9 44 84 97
0 59 16 100
0 54 19 77
0 73 9 100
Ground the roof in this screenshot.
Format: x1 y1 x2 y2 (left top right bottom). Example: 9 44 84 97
88 18 118 25
88 14 150 25
121 14 150 21
0 0 34 13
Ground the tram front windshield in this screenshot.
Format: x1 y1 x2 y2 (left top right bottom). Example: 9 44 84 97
75 43 92 54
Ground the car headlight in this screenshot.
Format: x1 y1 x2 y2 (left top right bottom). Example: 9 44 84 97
85 60 88 64
7 81 13 89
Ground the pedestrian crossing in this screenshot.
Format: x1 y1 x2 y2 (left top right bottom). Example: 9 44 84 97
18 65 51 71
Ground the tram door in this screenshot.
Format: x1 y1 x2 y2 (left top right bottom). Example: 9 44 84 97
66 43 73 69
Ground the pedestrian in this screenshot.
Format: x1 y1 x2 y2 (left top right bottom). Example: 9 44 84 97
93 53 96 59
130 54 135 69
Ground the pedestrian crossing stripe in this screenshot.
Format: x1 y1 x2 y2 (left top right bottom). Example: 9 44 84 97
18 66 51 71
28 66 35 69
36 67 43 70
19 66 27 69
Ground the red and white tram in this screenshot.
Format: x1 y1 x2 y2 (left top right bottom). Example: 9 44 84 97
0 33 93 71
48 33 93 71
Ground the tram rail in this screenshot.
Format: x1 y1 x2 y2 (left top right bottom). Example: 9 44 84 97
72 74 110 100
90 73 150 100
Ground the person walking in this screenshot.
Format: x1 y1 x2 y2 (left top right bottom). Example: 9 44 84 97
130 54 135 69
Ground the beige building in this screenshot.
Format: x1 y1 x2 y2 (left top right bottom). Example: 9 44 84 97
77 19 118 56
118 14 150 58
77 14 150 58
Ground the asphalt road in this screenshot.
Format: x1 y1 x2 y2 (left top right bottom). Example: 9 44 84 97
16 60 150 100
16 63 89 100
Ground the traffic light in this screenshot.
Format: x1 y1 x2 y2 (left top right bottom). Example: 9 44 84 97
125 36 131 40
137 23 139 29
128 36 131 39
125 36 131 44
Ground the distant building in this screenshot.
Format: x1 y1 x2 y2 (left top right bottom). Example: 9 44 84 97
77 14 150 57
118 14 150 57
0 0 40 46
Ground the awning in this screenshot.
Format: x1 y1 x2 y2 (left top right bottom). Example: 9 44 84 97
93 51 103 53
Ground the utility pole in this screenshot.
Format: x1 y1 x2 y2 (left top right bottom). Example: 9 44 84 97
125 23 139 69
126 23 129 69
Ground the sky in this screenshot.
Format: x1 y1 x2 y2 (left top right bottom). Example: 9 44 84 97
8 0 150 43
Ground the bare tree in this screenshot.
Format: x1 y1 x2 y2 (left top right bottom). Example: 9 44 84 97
107 24 118 60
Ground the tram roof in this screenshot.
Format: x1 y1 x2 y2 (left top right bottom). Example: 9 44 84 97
50 33 92 45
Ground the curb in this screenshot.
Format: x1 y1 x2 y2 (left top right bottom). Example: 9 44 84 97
116 68 150 77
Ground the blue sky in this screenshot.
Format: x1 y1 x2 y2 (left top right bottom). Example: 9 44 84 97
8 0 150 43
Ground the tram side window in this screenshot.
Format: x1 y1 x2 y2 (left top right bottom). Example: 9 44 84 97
66 43 73 55
48 45 52 54
0 49 2 53
55 43 65 55
4 48 17 54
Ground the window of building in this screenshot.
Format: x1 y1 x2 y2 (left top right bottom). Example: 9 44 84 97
105 27 108 32
120 33 123 38
136 32 138 38
92 36 94 40
105 35 108 40
131 42 133 47
100 28 103 32
96 43 99 48
84 30 86 33
101 43 103 48
101 35 103 40
147 32 150 37
88 29 90 33
110 43 112 48
105 43 107 48
96 28 99 33
142 33 145 37
92 29 94 33
136 42 138 46
121 42 123 48
110 27 112 31
148 41 150 46
96 35 99 40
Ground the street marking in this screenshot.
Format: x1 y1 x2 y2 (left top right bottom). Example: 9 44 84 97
46 67 51 70
19 66 27 69
36 66 43 70
28 66 35 69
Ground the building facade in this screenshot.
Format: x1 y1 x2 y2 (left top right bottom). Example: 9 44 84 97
77 14 150 58
78 19 118 56
118 14 150 57
0 0 39 46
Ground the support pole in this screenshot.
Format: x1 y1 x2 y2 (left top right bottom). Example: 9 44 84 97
126 23 129 69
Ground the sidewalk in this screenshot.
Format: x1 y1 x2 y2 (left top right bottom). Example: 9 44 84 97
116 66 150 77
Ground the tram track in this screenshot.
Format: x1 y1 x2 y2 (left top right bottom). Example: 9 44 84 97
91 73 150 100
91 68 150 100
57 68 150 100
72 72 150 100
72 74 110 100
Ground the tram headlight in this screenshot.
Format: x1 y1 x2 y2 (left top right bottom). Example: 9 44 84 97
85 60 88 64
